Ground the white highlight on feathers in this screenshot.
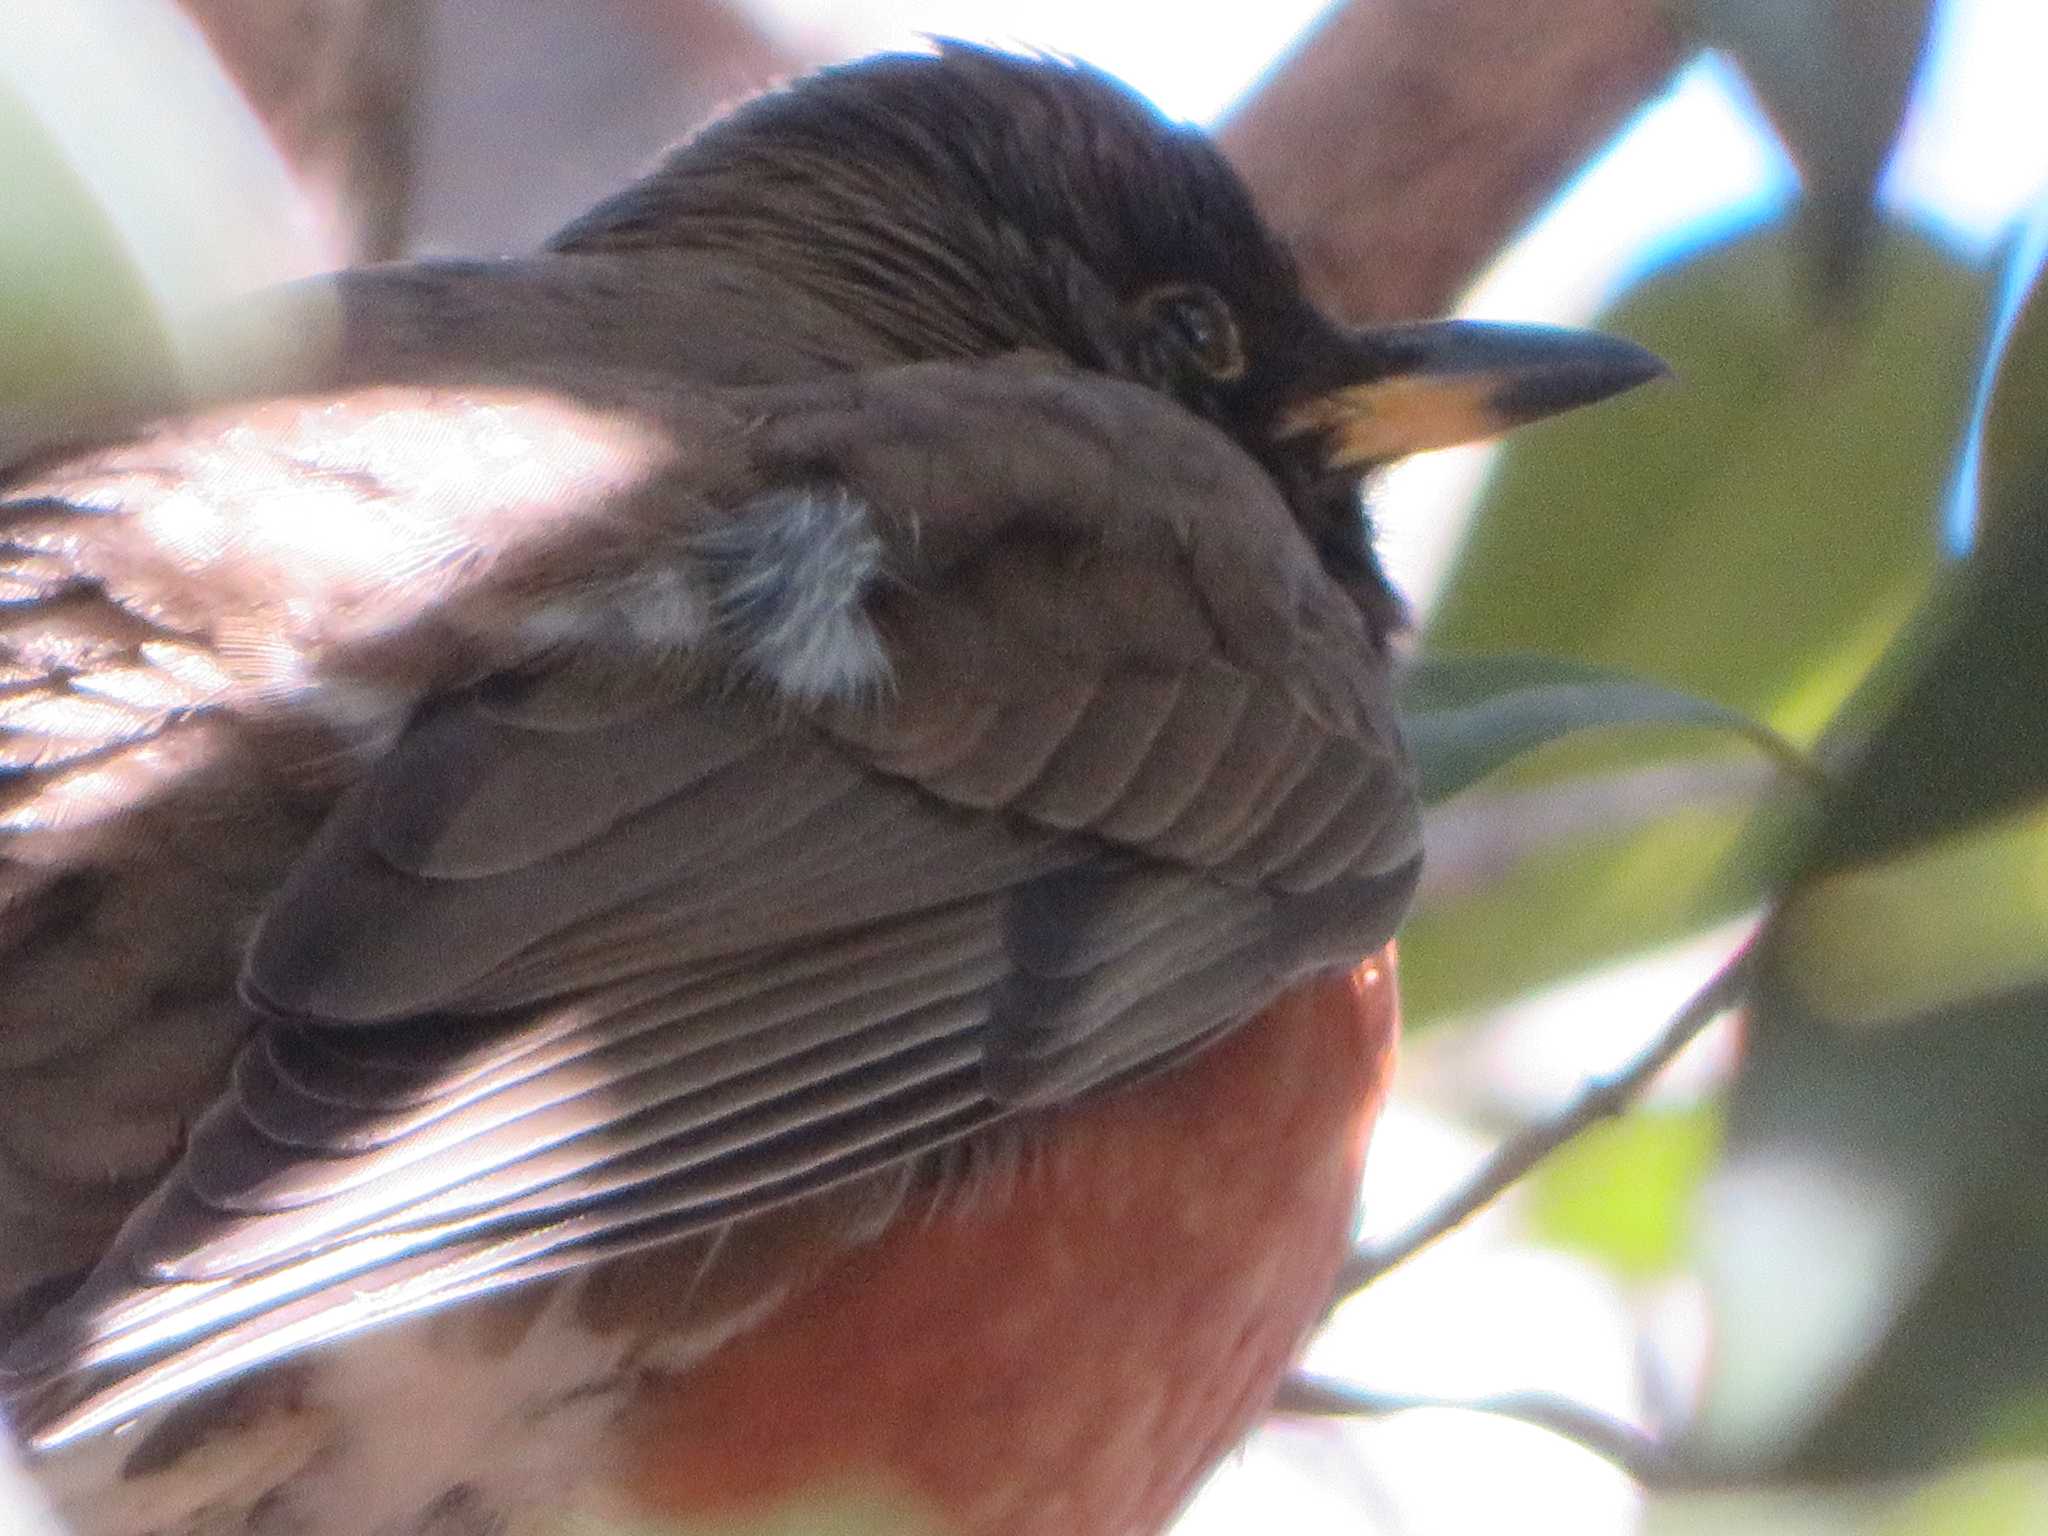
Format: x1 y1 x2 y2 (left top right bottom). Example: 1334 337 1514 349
527 487 886 704
34 1401 331 1536
611 561 710 650
699 488 891 704
280 1292 631 1536
0 1436 68 1536
36 1283 644 1536
280 665 415 761
519 558 710 658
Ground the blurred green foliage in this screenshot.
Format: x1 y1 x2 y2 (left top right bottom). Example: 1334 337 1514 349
0 77 180 453
1694 254 2048 1479
0 0 319 463
1399 651 1811 808
1526 1105 1721 1279
1403 223 1991 1025
1647 1458 2048 1536
1387 0 2048 1505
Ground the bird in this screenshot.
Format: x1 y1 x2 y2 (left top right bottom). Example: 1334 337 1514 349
0 42 1660 1536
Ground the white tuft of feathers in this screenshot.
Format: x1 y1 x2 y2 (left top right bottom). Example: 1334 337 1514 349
697 487 892 704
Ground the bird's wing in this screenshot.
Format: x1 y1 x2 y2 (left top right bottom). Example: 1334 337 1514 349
0 379 706 1319
1 359 1417 1446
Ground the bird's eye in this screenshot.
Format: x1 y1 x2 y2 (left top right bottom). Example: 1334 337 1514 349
1141 284 1246 382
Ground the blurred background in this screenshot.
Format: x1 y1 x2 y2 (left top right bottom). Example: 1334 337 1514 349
6 1 2048 1532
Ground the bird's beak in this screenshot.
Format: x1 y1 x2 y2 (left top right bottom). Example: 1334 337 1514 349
1277 320 1667 469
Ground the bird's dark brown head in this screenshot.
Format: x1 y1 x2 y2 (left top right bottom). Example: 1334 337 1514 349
553 44 1662 633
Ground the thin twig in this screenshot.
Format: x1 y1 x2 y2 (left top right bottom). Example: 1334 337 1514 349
1332 930 1760 1300
1273 1372 1679 1489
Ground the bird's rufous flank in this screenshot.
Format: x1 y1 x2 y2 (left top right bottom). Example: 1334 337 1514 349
610 960 1397 1536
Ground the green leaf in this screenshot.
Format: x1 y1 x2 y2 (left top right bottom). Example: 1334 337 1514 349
1646 1460 2048 1536
1399 650 1814 806
1774 251 2048 1008
1690 0 1938 310
0 0 321 457
1526 1104 1720 1280
1425 227 1979 721
1979 248 2048 521
1878 1463 2048 1536
1693 274 2048 1475
1400 223 1987 1026
0 77 179 452
1789 519 2048 878
1772 799 2048 1026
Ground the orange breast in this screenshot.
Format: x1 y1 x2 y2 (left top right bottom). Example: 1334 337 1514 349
614 953 1400 1536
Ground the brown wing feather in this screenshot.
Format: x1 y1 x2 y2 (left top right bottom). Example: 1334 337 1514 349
2 355 1418 1450
0 511 319 1311
0 371 719 1319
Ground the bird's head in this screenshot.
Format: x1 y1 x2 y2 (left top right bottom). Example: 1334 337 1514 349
553 44 1661 635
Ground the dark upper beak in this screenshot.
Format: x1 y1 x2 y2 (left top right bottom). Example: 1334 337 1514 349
1276 319 1667 468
